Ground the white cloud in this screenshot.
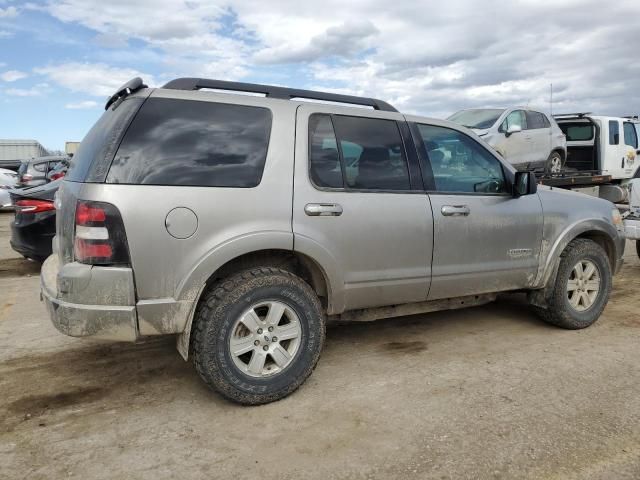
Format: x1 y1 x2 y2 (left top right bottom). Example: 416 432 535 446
5 87 41 97
0 6 17 18
42 0 640 116
0 70 28 82
0 30 12 38
35 62 153 97
65 100 99 109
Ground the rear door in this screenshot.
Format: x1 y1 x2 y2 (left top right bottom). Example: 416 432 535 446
293 104 433 313
525 111 551 165
410 120 543 299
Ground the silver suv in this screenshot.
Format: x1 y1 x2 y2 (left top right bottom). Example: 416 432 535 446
42 78 625 405
448 107 567 173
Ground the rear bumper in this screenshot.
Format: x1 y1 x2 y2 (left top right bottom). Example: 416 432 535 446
40 254 138 341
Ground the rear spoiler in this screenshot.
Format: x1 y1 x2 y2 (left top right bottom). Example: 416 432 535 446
105 77 147 110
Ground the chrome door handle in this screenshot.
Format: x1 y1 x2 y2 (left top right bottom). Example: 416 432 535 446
304 203 343 216
441 205 470 216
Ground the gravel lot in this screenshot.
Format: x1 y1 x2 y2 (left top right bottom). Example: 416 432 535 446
1 210 639 480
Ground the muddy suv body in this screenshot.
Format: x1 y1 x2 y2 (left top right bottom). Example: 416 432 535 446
42 78 625 404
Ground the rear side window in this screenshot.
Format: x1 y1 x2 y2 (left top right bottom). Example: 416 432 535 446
623 122 638 148
106 98 272 187
609 120 620 145
559 122 594 141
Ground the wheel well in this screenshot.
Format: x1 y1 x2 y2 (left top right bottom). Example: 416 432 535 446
552 148 566 161
575 231 615 268
200 249 329 307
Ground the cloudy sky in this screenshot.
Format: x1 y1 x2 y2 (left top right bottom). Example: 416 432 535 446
1 0 639 150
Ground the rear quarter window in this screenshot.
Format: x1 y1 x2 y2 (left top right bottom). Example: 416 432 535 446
106 98 272 187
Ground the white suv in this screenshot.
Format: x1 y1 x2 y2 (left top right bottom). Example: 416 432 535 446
448 107 567 173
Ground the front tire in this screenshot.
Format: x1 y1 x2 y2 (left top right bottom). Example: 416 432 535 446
533 239 612 329
192 267 325 405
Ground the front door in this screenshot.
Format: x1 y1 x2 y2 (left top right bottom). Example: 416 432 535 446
494 109 531 167
292 105 433 313
411 120 543 300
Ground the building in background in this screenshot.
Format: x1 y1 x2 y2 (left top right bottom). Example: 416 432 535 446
65 141 80 157
0 139 50 170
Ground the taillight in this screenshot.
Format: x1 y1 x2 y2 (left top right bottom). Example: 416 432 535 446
21 174 33 183
50 172 66 180
15 199 55 213
73 200 130 265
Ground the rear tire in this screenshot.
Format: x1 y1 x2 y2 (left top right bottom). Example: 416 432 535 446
533 239 611 329
545 151 564 174
636 240 640 260
192 267 325 405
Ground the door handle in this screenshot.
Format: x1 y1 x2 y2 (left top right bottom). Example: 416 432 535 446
441 205 470 217
304 203 343 216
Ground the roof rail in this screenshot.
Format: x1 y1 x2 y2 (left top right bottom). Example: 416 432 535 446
553 112 592 118
161 77 398 112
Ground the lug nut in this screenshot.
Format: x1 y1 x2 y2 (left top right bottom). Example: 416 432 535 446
263 345 269 351
268 326 274 332
272 337 278 342
257 328 263 334
254 340 260 346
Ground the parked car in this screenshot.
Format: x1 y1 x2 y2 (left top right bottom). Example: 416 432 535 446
46 158 70 181
0 167 18 210
42 77 625 405
10 180 59 262
17 155 69 187
448 107 567 173
554 114 640 180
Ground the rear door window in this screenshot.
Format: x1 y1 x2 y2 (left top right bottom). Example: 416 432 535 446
308 114 411 191
107 98 272 187
525 111 547 129
623 122 638 148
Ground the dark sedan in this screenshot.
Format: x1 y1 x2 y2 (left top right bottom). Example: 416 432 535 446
10 180 59 262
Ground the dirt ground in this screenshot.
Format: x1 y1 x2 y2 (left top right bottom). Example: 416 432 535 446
1 210 640 480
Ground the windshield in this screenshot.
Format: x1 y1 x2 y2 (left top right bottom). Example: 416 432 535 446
448 109 505 129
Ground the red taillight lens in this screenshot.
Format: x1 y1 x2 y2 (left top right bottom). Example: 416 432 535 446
73 200 130 265
76 202 106 224
74 239 113 260
15 199 55 213
51 172 65 181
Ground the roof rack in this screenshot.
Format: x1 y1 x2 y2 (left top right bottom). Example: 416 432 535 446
552 112 592 118
105 77 147 110
162 77 398 112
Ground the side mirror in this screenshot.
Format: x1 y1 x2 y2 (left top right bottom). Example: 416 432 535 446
513 171 537 197
505 124 522 137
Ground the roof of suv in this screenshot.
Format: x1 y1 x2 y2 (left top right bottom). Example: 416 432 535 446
106 76 399 113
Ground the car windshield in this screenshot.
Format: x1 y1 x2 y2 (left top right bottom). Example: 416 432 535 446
448 109 505 129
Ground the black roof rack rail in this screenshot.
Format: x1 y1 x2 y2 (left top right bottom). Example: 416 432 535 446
161 77 398 112
552 112 592 118
105 77 147 110
623 115 639 120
